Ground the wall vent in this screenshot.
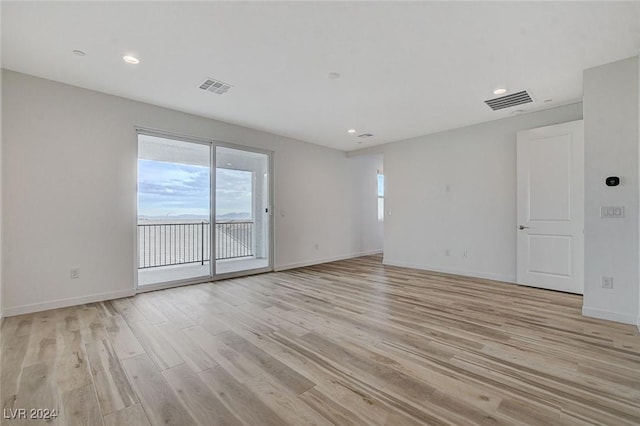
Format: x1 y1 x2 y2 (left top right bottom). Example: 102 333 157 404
485 90 532 111
198 78 232 95
357 133 374 138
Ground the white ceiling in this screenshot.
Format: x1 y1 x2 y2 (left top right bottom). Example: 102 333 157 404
2 2 640 151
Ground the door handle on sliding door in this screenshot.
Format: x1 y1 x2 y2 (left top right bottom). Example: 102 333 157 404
519 225 530 230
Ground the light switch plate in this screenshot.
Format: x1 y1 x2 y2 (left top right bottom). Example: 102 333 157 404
601 206 625 218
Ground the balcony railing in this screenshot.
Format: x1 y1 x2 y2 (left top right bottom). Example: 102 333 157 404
138 221 254 269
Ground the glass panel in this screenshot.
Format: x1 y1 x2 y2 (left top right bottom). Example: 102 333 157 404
215 146 270 275
137 134 211 286
377 173 384 221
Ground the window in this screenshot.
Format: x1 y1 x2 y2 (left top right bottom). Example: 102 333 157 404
377 173 384 222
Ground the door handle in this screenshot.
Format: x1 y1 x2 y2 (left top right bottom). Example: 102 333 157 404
519 225 530 230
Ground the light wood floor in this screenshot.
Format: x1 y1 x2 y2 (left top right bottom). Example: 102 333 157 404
2 255 639 425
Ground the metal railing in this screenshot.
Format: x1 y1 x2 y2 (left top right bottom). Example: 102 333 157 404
215 221 254 261
138 221 253 269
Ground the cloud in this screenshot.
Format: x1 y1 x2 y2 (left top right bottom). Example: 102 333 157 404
138 160 253 217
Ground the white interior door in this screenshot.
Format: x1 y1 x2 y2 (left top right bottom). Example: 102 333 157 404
516 120 584 294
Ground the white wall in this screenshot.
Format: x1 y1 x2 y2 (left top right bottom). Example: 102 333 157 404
353 103 583 283
1 70 379 315
583 56 640 325
0 63 3 320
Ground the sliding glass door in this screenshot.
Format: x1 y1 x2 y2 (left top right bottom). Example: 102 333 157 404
136 132 272 289
137 134 212 287
215 146 270 275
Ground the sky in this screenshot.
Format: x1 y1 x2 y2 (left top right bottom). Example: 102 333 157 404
138 159 252 218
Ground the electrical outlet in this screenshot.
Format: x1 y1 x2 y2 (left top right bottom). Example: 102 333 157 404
445 249 451 256
70 268 80 279
463 250 469 258
601 276 613 289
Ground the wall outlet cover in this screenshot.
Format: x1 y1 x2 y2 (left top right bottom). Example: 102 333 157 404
601 206 625 218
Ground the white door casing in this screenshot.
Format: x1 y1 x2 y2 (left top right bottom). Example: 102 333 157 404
516 120 584 294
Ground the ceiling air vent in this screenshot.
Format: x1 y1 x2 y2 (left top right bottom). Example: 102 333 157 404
485 90 532 111
198 78 232 95
357 133 374 139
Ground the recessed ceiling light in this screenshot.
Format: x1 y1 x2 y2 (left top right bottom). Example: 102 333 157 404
347 129 356 134
493 88 507 95
328 72 341 80
122 55 139 64
73 50 86 56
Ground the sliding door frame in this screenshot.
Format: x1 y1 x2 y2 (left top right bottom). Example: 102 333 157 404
134 126 274 293
212 141 274 281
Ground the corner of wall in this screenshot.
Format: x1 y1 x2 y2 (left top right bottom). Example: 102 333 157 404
583 55 640 326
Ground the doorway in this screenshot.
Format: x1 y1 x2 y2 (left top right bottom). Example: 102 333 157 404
136 131 272 290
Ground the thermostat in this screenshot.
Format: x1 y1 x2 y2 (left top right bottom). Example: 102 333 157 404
606 176 620 187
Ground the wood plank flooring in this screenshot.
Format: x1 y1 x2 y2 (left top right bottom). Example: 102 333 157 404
1 255 639 425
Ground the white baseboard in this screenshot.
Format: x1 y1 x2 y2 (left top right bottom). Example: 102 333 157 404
3 288 136 317
582 306 637 325
383 258 516 284
275 249 383 272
